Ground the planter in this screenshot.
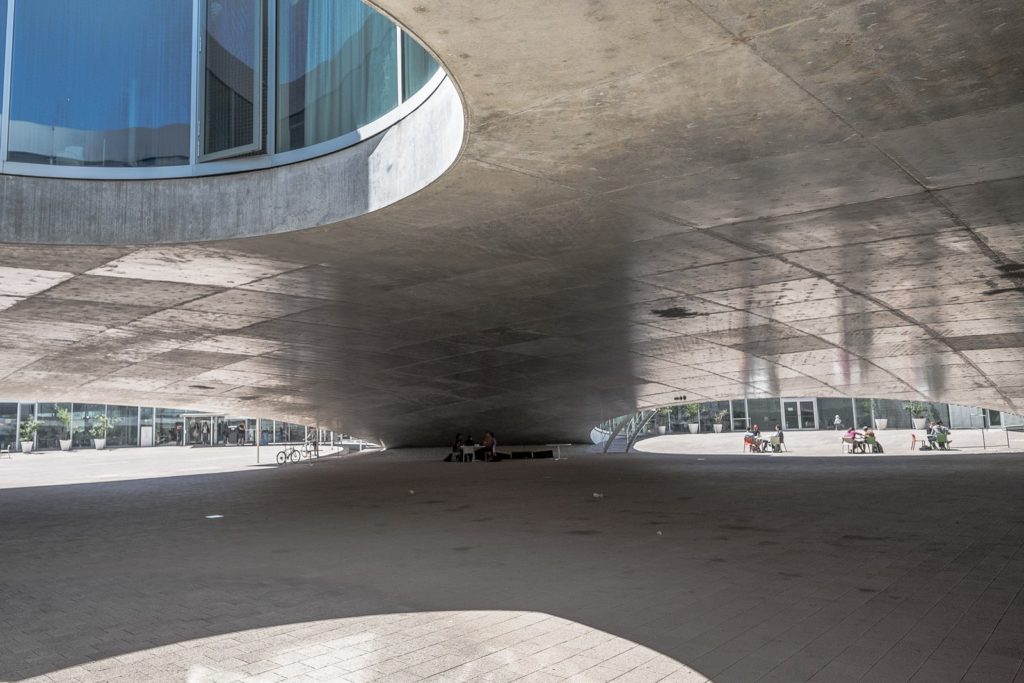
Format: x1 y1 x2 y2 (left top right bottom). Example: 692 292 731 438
688 423 699 434
713 423 723 433
911 417 927 430
874 418 888 430
59 439 72 451
657 425 667 435
93 437 106 450
20 440 34 453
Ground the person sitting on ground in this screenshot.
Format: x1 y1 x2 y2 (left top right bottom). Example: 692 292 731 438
444 433 463 462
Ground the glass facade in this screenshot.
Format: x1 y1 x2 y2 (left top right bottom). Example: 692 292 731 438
0 0 440 177
106 405 138 447
73 404 105 448
402 32 438 101
203 0 262 158
0 402 16 449
1 400 329 451
8 0 192 167
276 0 397 152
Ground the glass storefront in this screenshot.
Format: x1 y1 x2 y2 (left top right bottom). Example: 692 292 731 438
0 400 332 451
72 403 105 448
746 398 782 432
106 405 138 447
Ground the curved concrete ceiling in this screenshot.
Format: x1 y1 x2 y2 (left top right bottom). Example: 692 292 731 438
0 0 1022 445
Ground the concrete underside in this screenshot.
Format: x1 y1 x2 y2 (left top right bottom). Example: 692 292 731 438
0 1 1023 444
2 451 1023 681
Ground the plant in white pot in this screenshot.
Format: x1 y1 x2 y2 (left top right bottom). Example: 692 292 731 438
90 414 117 450
871 400 887 430
656 407 670 435
19 416 40 453
903 401 930 430
684 403 701 433
712 409 728 433
55 406 73 451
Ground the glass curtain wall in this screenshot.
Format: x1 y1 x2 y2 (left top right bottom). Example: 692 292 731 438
0 0 439 174
155 408 185 445
73 404 105 448
35 402 71 450
0 402 17 449
817 398 855 431
8 0 192 167
401 32 438 100
106 405 138 447
276 0 397 152
746 398 782 432
203 0 262 158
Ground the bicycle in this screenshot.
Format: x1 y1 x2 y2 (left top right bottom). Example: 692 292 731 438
275 445 300 464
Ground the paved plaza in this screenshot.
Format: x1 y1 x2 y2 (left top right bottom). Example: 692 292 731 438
3 448 1024 682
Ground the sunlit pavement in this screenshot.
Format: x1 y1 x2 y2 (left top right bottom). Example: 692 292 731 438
0 444 350 490
631 428 1022 457
3 448 1024 682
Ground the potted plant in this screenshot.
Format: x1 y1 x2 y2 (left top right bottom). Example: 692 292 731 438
90 414 117 450
903 401 930 430
684 403 701 433
19 416 40 453
712 409 729 433
56 406 73 451
656 407 671 435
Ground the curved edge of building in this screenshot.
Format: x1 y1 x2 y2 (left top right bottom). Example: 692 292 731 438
0 76 464 245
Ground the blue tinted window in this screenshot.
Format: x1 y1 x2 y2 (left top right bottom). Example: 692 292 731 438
8 0 192 167
203 0 262 158
402 32 439 101
0 0 7 111
277 0 397 152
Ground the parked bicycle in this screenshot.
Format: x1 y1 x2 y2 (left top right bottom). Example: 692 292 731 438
275 439 320 465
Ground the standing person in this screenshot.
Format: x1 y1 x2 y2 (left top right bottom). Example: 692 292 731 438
833 414 842 431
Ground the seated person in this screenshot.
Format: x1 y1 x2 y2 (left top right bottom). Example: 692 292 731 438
475 431 498 462
444 433 463 462
863 426 883 453
843 426 865 452
771 424 785 452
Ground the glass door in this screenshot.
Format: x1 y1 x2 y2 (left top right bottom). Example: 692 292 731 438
783 400 800 430
783 399 818 430
799 400 817 429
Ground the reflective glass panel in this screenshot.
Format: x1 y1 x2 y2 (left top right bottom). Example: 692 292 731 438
0 402 16 450
277 0 397 152
9 0 191 167
203 0 262 158
0 0 7 110
107 405 138 447
155 408 185 446
401 32 438 101
72 404 105 448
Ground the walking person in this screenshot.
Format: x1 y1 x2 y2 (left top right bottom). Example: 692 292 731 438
833 414 842 431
